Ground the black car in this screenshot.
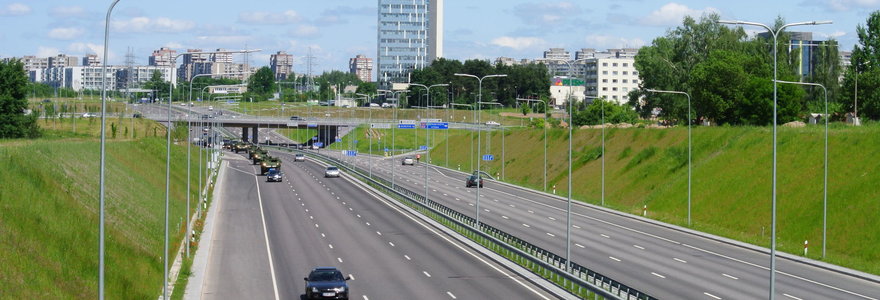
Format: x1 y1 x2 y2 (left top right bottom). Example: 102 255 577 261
266 168 282 182
466 174 483 188
304 267 350 300
290 116 304 121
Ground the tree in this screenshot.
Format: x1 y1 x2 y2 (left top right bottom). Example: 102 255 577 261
0 59 41 138
247 67 277 100
142 70 170 101
842 10 880 120
355 82 377 96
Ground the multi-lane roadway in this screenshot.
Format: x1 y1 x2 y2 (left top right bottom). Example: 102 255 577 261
196 149 557 299
328 150 880 299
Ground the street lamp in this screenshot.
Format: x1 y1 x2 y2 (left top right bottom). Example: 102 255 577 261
584 95 606 206
774 80 829 258
718 18 830 299
453 73 507 228
645 89 692 226
516 97 550 192
98 1 121 299
411 83 450 204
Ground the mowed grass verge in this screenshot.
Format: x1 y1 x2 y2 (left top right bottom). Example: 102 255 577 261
430 124 880 275
1 128 203 298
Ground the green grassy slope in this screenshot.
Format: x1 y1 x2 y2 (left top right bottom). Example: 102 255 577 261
430 124 880 274
1 132 202 298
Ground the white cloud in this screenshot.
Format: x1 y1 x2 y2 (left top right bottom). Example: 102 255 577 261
50 6 86 18
194 35 251 45
164 42 184 49
36 47 60 58
513 2 583 26
490 36 547 51
112 17 195 33
640 3 719 27
238 10 302 25
825 0 880 11
48 27 85 40
585 35 645 49
817 31 847 39
291 25 320 38
0 3 31 16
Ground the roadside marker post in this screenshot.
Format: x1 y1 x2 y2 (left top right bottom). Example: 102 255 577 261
804 240 809 256
643 205 648 217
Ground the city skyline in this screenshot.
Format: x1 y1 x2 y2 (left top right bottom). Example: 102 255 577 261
0 0 875 76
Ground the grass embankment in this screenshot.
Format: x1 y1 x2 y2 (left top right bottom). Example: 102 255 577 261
0 122 204 298
430 123 880 275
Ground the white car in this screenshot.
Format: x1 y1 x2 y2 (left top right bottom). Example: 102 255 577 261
294 154 305 162
485 121 501 126
311 145 320 150
324 166 340 178
402 157 414 165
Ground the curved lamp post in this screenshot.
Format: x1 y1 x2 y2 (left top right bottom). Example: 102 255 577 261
453 73 506 229
411 83 449 204
99 1 121 298
774 79 829 258
645 89 692 226
718 19 831 299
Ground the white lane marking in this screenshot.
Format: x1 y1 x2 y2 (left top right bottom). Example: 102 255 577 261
651 272 666 279
376 231 382 236
357 214 361 218
349 274 355 280
423 271 431 277
362 296 369 300
329 244 334 249
609 256 621 262
674 258 687 264
365 222 371 226
722 273 739 280
633 245 645 250
575 243 585 248
388 242 395 247
404 255 411 260
309 216 314 220
572 224 581 229
321 233 325 238
704 292 722 299
252 175 281 300
447 292 457 299
548 216 556 221
315 224 319 228
337 257 343 263
502 215 509 219
600 234 610 238
522 223 531 228
528 210 534 214
546 232 555 237
784 294 803 300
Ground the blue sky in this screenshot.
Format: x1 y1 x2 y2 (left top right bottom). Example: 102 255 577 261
0 0 876 75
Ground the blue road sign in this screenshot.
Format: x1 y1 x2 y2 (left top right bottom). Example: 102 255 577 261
315 142 324 147
384 148 389 152
426 122 449 130
482 154 495 161
398 124 416 129
345 150 358 156
307 123 318 128
420 145 428 151
312 137 318 141
335 138 342 142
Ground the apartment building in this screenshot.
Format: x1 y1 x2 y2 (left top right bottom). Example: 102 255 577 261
349 55 373 82
377 0 443 87
270 51 294 80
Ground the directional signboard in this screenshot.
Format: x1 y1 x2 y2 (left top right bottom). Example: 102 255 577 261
307 123 318 128
482 154 495 161
420 145 428 150
314 142 324 148
312 137 318 141
421 118 442 122
426 122 449 130
345 150 358 156
398 124 416 129
371 123 392 129
286 122 299 127
335 138 342 142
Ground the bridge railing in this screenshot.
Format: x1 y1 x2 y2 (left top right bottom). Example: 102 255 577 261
275 147 656 300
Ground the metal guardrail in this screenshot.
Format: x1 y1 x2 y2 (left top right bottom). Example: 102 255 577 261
275 147 656 300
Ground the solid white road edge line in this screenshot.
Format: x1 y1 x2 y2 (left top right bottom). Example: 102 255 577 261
253 174 281 300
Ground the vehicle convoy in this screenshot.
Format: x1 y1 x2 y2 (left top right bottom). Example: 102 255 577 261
260 156 282 174
249 147 268 164
234 142 249 153
304 267 350 300
266 168 282 182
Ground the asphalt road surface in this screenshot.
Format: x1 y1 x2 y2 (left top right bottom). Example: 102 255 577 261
199 149 557 300
325 149 880 300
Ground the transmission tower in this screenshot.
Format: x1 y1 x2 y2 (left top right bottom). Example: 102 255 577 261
124 47 135 99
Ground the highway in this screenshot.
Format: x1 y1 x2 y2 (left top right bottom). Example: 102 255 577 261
326 149 880 299
198 148 558 299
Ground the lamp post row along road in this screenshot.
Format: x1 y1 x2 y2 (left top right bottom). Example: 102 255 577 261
410 84 450 205
717 18 830 300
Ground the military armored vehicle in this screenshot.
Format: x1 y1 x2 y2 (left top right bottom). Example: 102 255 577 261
251 148 268 165
233 142 249 153
260 156 282 175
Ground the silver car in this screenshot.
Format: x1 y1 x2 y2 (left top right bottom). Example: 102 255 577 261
295 154 305 162
324 166 340 178
402 157 414 165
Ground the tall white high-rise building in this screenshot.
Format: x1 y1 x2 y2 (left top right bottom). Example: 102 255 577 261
377 0 443 87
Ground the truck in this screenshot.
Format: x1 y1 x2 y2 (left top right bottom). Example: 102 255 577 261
260 156 282 175
250 147 268 165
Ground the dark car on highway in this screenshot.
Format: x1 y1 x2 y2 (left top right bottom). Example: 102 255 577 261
466 174 483 188
290 116 304 120
266 168 282 182
304 267 350 300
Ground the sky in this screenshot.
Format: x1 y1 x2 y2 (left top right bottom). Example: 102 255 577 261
0 0 877 76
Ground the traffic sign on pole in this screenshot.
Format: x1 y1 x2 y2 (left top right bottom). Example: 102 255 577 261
307 123 318 128
482 154 495 161
398 124 416 129
420 145 428 150
426 122 449 130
